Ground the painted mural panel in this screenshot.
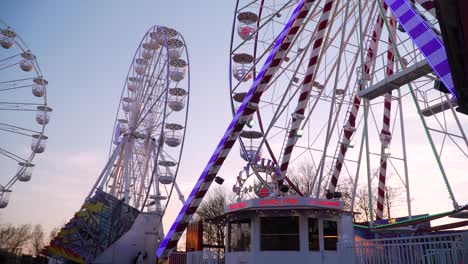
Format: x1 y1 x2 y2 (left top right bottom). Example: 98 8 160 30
45 189 140 263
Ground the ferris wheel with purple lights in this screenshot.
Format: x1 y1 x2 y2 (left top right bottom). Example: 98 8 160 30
228 0 468 221
0 19 52 208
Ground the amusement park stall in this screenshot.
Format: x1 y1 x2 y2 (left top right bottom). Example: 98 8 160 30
222 196 354 264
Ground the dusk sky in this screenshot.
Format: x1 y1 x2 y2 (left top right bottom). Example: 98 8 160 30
1 0 468 237
0 0 244 234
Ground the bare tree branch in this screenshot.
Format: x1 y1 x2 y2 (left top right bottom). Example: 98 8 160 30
0 224 32 252
196 186 228 248
29 224 45 256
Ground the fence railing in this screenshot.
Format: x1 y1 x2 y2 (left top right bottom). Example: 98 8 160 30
339 233 468 264
186 250 224 264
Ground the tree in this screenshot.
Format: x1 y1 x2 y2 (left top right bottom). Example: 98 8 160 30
288 163 318 196
0 224 32 253
352 183 404 222
353 185 373 222
0 224 16 250
195 186 230 249
29 224 45 256
287 162 404 223
48 226 61 242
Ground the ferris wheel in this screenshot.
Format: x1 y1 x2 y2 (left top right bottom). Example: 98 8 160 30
88 25 189 224
229 0 468 221
0 19 52 208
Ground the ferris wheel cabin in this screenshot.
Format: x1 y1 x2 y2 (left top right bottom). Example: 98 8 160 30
222 196 354 264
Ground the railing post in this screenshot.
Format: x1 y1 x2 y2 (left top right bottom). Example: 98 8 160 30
461 232 468 262
338 214 356 263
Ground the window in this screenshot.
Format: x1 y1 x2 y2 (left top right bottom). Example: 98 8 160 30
308 218 319 251
323 220 338 250
260 216 299 251
308 218 338 251
229 220 251 251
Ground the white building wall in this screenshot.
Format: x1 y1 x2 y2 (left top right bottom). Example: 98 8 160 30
225 211 353 264
93 213 163 264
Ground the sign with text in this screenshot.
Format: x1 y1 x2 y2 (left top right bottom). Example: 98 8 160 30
225 196 344 213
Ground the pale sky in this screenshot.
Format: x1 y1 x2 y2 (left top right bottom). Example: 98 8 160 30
0 0 243 234
1 0 468 239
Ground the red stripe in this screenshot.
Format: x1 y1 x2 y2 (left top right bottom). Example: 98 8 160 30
195 190 207 199
313 37 324 49
323 1 334 11
166 240 178 250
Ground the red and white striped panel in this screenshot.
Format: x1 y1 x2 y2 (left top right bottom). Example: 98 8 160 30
326 1 388 198
376 14 396 220
278 0 337 186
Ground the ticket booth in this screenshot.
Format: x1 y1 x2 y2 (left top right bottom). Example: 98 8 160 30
224 196 354 264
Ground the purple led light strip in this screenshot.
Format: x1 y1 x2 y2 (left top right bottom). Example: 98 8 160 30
384 0 457 100
156 0 309 259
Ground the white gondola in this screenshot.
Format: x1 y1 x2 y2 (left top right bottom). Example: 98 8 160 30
122 97 134 112
134 58 147 75
165 123 183 147
16 162 35 182
118 119 129 134
141 43 153 60
127 77 141 93
232 53 253 82
159 174 174 184
150 30 164 46
20 51 35 72
158 159 176 184
240 143 263 161
168 88 187 112
32 78 48 97
146 34 161 50
237 12 258 40
167 38 184 60
158 160 177 167
31 134 48 153
36 106 53 125
153 27 178 45
165 132 182 147
239 130 263 161
0 28 16 49
0 188 12 208
169 59 187 82
149 194 168 201
168 100 185 112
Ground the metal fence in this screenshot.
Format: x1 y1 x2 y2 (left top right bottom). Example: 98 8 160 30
185 250 224 264
340 233 468 264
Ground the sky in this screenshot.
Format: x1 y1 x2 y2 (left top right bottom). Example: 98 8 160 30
1 0 468 241
0 0 242 234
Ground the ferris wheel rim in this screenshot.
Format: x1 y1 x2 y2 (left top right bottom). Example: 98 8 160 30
229 0 314 186
0 19 50 196
157 31 190 218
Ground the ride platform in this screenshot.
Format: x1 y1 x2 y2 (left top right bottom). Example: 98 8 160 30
359 60 432 100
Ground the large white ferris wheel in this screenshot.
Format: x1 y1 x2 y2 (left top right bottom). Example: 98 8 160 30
88 25 189 220
229 0 468 221
0 19 52 208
